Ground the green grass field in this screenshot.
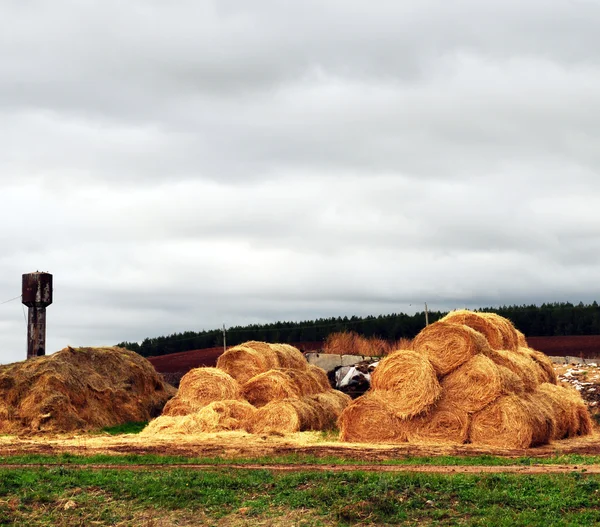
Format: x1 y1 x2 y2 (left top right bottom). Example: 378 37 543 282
1 464 600 526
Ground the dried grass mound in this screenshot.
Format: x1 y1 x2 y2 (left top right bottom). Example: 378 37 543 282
470 395 537 448
523 392 557 446
370 350 441 418
0 347 174 434
440 310 505 350
246 397 326 434
485 349 539 393
163 367 240 416
412 322 491 376
516 347 558 384
242 370 301 407
270 344 308 371
338 392 408 443
406 397 470 444
537 383 576 439
480 313 519 351
559 384 594 436
216 345 272 384
142 400 256 436
309 390 352 429
441 354 502 413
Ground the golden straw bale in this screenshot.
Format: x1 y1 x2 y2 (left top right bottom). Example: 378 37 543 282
523 392 557 446
485 349 539 392
309 390 352 429
246 398 323 434
516 330 528 348
470 395 537 448
497 365 525 396
338 392 409 443
281 369 321 396
516 348 558 384
480 313 519 351
439 310 504 350
242 370 301 407
269 344 308 371
216 345 271 384
239 341 279 369
537 383 575 439
559 385 594 436
441 354 502 413
163 367 240 417
370 350 441 418
306 364 332 392
412 322 491 376
406 396 470 444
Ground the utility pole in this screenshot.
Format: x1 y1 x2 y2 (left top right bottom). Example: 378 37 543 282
425 302 429 327
222 323 227 353
22 272 53 359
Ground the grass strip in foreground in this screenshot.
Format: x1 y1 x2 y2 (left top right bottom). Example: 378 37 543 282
1 466 600 526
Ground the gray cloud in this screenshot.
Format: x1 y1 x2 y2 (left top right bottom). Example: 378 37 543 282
1 0 600 363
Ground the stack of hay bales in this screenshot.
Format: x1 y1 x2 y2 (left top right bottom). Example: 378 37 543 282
0 347 175 434
142 341 351 436
339 311 593 448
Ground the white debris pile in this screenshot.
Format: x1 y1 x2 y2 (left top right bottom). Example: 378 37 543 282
554 362 600 410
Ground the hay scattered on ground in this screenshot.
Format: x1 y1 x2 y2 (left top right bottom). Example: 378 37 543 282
412 322 491 376
441 354 502 413
0 347 174 434
440 310 505 350
338 392 408 443
370 349 441 418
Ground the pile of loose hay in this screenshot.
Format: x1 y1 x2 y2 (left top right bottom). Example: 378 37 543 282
144 341 351 436
0 347 175 434
338 311 593 447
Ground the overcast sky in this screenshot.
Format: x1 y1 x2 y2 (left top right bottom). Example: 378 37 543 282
1 0 600 364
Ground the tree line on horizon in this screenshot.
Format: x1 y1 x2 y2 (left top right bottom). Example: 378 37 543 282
117 301 600 358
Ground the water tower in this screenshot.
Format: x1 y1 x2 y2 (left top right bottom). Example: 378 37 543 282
22 272 53 359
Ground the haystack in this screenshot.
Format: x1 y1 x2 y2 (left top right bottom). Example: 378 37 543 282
0 347 174 434
537 383 576 439
559 384 594 436
216 345 274 384
246 397 326 434
141 400 255 436
270 343 309 371
480 313 519 351
497 365 525 396
309 390 352 428
338 392 408 443
470 395 537 448
485 349 539 392
412 322 491 376
516 347 558 384
306 364 332 392
406 397 470 444
523 391 556 446
162 367 240 416
441 354 502 413
440 310 505 350
242 370 301 407
370 349 441 418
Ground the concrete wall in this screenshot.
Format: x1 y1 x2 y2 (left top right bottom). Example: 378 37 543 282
305 352 376 372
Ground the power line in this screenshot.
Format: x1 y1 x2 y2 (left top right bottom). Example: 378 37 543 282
0 294 21 306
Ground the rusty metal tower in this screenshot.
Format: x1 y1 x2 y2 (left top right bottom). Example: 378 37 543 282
22 272 53 359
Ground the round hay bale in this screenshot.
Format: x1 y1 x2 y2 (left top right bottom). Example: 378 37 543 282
517 348 558 384
523 392 556 446
516 330 528 348
406 397 470 444
282 368 323 396
412 322 491 376
537 383 575 440
470 395 535 448
484 349 539 393
480 313 519 351
370 350 441 418
338 392 409 443
192 399 256 432
306 364 332 392
439 310 504 350
246 398 322 434
559 385 594 436
309 390 352 429
239 341 279 369
441 354 502 413
497 365 525 396
163 367 240 417
269 344 308 371
242 370 301 407
216 345 271 384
